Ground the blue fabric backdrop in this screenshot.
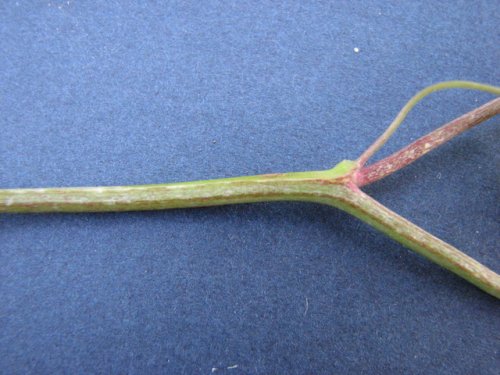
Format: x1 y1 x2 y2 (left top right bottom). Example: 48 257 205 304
1 1 499 374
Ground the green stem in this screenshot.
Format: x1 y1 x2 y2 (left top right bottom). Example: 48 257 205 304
340 187 500 298
0 160 356 213
0 176 318 213
1 160 498 297
2 82 499 298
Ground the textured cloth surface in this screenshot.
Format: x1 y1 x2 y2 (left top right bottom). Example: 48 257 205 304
1 1 499 374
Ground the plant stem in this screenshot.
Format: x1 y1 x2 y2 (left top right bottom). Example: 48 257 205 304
3 163 498 297
356 97 500 186
356 81 500 167
341 187 500 298
0 161 356 213
0 175 320 213
1 82 499 298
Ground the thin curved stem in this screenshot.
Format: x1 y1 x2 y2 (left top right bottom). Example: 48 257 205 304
356 81 500 167
356 97 500 186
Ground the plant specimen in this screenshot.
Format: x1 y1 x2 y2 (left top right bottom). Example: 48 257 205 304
1 81 499 298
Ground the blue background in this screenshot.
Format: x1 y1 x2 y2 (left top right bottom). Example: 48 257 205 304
1 1 499 374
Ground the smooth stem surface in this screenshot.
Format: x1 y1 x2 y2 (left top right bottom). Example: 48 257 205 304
357 81 500 166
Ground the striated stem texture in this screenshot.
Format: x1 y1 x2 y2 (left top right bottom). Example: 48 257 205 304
0 164 355 213
357 97 500 186
1 82 499 298
340 187 500 298
1 160 499 298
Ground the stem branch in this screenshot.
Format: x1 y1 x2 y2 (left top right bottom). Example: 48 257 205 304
1 82 499 298
356 81 500 166
341 187 500 298
356 97 500 186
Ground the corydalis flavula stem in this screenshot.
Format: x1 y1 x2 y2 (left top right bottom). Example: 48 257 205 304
356 97 500 186
356 81 500 167
1 81 499 298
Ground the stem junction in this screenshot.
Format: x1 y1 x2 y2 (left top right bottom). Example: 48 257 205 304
2 82 499 298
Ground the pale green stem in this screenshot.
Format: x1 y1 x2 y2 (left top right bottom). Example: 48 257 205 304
1 160 499 298
2 82 499 298
340 188 500 298
0 161 355 213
